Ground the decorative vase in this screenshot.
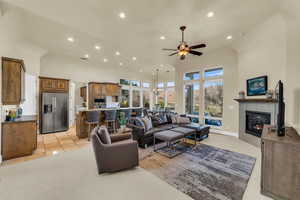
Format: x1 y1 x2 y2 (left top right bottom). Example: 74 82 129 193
239 91 245 99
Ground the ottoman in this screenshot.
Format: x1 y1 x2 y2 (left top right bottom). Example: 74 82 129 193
171 127 197 145
153 130 184 153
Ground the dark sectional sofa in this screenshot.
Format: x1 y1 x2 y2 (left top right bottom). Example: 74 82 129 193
127 113 210 148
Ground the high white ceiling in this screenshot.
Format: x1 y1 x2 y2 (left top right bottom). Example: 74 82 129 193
3 0 280 77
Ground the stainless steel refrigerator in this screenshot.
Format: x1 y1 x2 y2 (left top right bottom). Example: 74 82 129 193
41 92 69 134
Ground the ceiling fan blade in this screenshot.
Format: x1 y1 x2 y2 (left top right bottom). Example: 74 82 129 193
162 48 177 51
189 50 203 56
169 52 178 56
180 55 186 60
189 44 206 49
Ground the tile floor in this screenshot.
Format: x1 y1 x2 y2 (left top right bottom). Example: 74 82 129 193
1 126 90 166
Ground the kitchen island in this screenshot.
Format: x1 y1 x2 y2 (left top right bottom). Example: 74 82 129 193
76 107 142 138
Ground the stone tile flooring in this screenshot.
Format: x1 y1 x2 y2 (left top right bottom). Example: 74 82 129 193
1 126 90 166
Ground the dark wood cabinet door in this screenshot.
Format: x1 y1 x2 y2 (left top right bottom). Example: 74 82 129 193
2 58 22 105
56 80 68 91
2 122 37 160
40 78 69 93
41 79 55 91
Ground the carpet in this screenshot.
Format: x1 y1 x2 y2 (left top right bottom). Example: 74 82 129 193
141 144 256 200
0 146 192 200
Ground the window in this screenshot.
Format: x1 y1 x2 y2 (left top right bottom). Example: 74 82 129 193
204 68 223 78
120 89 130 108
142 82 150 88
157 82 164 88
167 81 175 87
143 91 150 109
132 90 141 107
185 83 200 115
204 68 224 127
120 79 130 86
157 89 165 108
166 88 175 110
131 80 140 87
184 71 200 81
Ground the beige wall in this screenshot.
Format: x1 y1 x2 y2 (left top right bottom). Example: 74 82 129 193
234 14 287 93
175 47 239 133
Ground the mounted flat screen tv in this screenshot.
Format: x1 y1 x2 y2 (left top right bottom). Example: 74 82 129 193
247 76 268 96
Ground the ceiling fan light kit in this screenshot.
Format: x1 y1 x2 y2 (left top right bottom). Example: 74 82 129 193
163 26 206 60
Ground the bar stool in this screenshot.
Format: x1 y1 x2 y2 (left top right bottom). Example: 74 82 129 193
104 110 117 134
86 110 100 141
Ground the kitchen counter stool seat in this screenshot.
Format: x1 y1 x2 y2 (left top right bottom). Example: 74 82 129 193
86 110 100 141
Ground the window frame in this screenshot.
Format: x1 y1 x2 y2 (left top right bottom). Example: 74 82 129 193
183 67 224 128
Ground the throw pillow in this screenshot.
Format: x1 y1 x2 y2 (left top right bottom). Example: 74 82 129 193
142 117 153 131
134 117 146 130
98 126 111 144
171 114 178 124
176 116 191 124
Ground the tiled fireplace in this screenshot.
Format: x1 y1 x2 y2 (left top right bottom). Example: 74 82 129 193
235 99 277 147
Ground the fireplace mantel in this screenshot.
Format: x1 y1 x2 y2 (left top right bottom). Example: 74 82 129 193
234 98 277 103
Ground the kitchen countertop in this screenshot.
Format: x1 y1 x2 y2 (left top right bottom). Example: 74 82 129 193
2 115 37 124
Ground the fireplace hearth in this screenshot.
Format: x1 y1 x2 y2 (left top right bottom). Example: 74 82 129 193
246 111 271 137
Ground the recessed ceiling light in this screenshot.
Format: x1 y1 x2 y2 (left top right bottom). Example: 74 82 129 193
103 58 108 62
67 37 74 42
52 151 59 155
119 12 126 19
207 12 214 18
84 54 89 58
226 35 233 40
160 36 166 40
132 57 137 61
95 45 101 50
116 51 120 56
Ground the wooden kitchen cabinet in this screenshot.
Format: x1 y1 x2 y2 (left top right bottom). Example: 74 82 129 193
88 82 121 109
1 117 37 160
80 86 87 102
2 57 26 105
40 77 69 93
106 84 121 96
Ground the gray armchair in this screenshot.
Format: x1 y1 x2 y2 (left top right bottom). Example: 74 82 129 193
91 126 139 174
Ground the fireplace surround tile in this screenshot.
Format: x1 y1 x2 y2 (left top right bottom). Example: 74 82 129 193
237 100 277 147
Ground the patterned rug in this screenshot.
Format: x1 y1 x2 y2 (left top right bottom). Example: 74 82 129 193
140 144 256 200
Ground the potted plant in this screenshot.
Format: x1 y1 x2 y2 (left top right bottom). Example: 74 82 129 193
119 112 127 131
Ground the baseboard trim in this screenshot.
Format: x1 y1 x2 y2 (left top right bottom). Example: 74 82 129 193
211 129 238 138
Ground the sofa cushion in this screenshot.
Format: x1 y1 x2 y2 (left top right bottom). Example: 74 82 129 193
98 126 111 144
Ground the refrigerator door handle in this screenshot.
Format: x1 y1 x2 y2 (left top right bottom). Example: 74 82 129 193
54 97 57 112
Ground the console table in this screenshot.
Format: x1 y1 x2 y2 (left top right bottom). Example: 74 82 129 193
261 125 300 200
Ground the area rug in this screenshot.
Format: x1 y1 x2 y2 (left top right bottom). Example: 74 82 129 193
140 144 256 200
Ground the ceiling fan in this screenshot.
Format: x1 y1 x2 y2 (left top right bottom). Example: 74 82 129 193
162 26 206 60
